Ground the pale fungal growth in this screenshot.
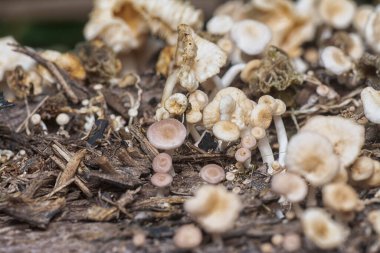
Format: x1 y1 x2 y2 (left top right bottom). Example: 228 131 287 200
173 224 203 249
350 156 374 181
283 233 301 252
322 182 362 212
302 208 349 249
251 127 275 174
250 104 273 130
206 15 234 35
320 46 352 75
147 118 187 150
199 164 225 184
368 210 380 235
164 93 188 116
152 153 173 174
240 135 257 150
151 172 173 196
184 185 242 234
365 6 380 53
318 0 356 29
301 116 365 168
230 20 272 55
219 95 236 121
286 131 339 186
212 121 240 143
361 87 380 124
186 90 208 124
56 113 70 127
347 33 364 61
353 5 373 34
271 172 308 203
30 113 48 135
364 160 380 187
219 63 247 88
235 148 252 169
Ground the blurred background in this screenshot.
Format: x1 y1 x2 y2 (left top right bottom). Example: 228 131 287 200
0 0 377 50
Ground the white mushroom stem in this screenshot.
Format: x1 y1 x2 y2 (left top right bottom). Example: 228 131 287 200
220 63 246 88
40 121 48 135
258 136 275 174
187 123 201 142
161 69 180 105
273 115 288 167
242 158 251 169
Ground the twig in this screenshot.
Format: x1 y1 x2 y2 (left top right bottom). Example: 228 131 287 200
55 149 86 188
129 125 159 160
16 95 49 133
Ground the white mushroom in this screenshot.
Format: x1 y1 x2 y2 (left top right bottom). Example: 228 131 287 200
320 46 352 75
361 87 380 124
318 0 356 29
365 6 380 53
206 15 234 35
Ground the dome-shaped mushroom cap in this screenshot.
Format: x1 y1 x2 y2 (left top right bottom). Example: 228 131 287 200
199 164 225 184
301 116 365 168
302 208 349 249
152 153 173 173
212 121 240 142
231 20 272 55
147 118 187 150
151 172 173 188
320 46 352 75
365 6 380 53
56 113 70 126
250 104 273 129
286 131 340 186
322 182 361 212
318 0 356 29
173 224 203 249
351 156 374 181
271 172 308 203
361 87 380 124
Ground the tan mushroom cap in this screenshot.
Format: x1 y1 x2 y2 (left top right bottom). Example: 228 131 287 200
351 156 374 181
235 148 251 163
212 121 240 142
147 118 187 150
250 104 273 129
152 153 173 173
353 5 373 33
361 87 380 124
251 127 266 140
286 131 340 186
199 164 225 184
151 172 173 188
273 99 286 116
241 135 257 150
365 6 380 53
364 160 380 187
320 46 352 75
271 172 308 203
301 116 365 168
258 95 278 114
368 210 380 235
318 0 356 29
173 224 203 249
322 182 362 212
164 93 188 115
240 59 262 83
302 208 349 249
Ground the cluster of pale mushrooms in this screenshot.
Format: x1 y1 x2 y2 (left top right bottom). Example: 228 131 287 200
1 0 380 251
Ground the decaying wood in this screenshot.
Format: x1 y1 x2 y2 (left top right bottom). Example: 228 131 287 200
129 125 159 160
55 149 86 189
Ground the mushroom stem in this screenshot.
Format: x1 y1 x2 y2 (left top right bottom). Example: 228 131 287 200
161 69 180 105
243 158 252 169
40 121 48 135
257 135 275 174
220 63 246 88
273 115 288 167
187 123 201 142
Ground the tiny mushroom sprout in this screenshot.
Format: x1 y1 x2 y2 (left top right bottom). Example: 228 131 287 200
199 164 225 184
152 153 173 174
235 147 252 169
147 118 187 151
361 87 380 124
365 6 380 53
301 116 365 168
184 185 242 234
271 172 308 203
318 0 356 29
322 182 362 213
286 131 340 186
350 156 374 181
302 208 349 249
320 46 352 75
30 113 48 134
151 172 173 196
173 224 203 249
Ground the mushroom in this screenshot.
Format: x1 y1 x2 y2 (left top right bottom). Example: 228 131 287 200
151 172 173 197
56 113 70 138
302 208 349 249
206 15 234 35
212 121 240 150
364 160 380 187
322 182 362 212
347 33 364 61
283 233 301 252
235 147 252 169
286 131 340 186
320 46 352 75
368 210 380 235
186 90 208 141
271 172 308 203
318 0 356 29
251 126 275 174
240 135 257 150
184 185 242 234
365 6 380 53
173 224 203 249
199 164 225 184
152 153 174 175
164 93 188 116
301 116 365 168
353 5 373 34
350 156 374 181
30 113 48 135
147 118 187 151
361 87 380 124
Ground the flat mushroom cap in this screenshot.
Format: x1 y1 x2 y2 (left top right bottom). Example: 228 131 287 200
322 182 361 212
199 164 225 184
271 172 308 203
250 104 273 129
351 156 374 181
320 46 352 75
361 87 380 124
241 135 257 149
212 121 240 142
301 116 365 168
173 224 203 249
147 118 187 150
152 153 173 173
318 0 356 29
151 172 173 188
286 131 340 186
231 20 272 55
302 208 349 249
235 148 251 163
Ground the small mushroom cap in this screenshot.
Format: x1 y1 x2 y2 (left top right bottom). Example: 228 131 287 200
250 104 273 129
286 131 340 186
347 33 364 60
152 153 173 173
301 116 365 168
189 90 208 110
258 95 277 114
273 99 286 116
302 208 349 249
251 127 266 140
318 0 356 29
147 118 187 150
231 20 272 55
164 93 188 115
200 164 225 184
365 6 380 53
212 121 240 142
30 114 42 125
56 113 70 126
353 5 373 34
320 46 352 75
219 95 236 117
173 224 203 249
184 185 242 234
361 87 380 124
351 156 374 181
235 148 251 163
206 15 234 35
368 210 380 235
151 172 173 188
241 135 257 150
271 172 308 203
364 160 380 187
322 182 361 212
